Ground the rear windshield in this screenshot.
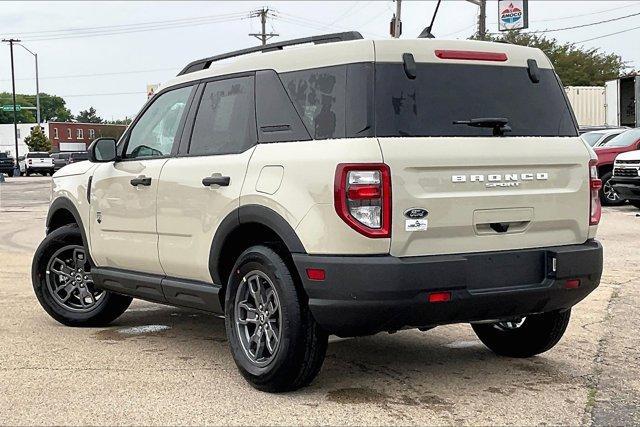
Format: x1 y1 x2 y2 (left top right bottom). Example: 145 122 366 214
603 129 640 148
581 132 604 146
26 152 49 158
375 63 577 137
0 153 8 159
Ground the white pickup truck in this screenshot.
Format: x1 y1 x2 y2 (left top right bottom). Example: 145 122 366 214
19 152 54 176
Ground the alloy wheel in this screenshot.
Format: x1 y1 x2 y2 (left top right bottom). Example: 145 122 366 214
603 180 620 203
45 245 104 312
234 270 282 367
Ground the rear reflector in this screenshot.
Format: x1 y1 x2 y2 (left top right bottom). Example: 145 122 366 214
435 49 508 62
306 268 326 281
428 291 451 303
565 279 580 289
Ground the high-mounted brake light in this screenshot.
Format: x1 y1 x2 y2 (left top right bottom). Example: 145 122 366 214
589 159 602 226
435 49 508 62
334 164 391 238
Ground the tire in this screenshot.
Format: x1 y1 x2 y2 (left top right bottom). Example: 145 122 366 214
225 245 328 392
7 170 13 177
32 224 132 327
25 170 31 177
631 201 640 209
471 309 571 358
600 171 624 206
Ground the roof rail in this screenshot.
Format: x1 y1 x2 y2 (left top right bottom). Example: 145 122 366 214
177 31 364 76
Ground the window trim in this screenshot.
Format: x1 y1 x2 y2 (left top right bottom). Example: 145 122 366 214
67 128 72 139
54 128 59 139
77 128 84 139
118 82 199 162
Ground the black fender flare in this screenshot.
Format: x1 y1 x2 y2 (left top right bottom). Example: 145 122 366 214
46 197 91 252
208 205 306 285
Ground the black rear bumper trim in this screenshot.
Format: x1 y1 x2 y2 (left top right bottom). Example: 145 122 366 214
293 241 602 337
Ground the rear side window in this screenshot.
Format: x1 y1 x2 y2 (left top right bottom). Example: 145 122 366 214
279 64 373 140
581 132 604 146
375 63 578 137
281 66 346 140
188 76 256 156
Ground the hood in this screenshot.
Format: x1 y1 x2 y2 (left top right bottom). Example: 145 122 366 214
594 145 630 155
53 160 96 177
615 150 640 162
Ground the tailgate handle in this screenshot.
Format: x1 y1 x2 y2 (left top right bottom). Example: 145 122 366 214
490 222 510 233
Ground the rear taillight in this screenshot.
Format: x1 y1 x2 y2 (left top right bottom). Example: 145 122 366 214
334 163 391 238
589 159 602 226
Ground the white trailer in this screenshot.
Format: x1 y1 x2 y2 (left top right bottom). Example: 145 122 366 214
564 86 605 126
605 76 639 127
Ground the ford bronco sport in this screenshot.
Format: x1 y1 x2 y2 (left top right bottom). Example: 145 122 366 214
32 32 603 392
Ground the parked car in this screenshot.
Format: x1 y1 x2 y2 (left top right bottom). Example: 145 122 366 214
32 33 603 392
579 125 628 135
581 128 627 147
19 152 54 176
610 150 640 209
594 128 640 205
0 152 15 177
50 153 70 172
67 151 89 164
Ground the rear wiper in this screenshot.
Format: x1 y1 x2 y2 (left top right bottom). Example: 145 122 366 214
453 117 512 136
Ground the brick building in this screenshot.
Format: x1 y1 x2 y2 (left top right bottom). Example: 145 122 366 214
48 122 127 152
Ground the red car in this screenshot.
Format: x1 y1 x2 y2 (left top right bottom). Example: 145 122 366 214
594 128 640 205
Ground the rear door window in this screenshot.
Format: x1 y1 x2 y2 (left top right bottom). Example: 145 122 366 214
188 76 256 156
375 63 577 137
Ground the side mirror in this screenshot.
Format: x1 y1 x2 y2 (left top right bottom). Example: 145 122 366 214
88 138 117 162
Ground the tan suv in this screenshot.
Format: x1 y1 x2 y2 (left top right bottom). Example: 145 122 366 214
32 32 603 392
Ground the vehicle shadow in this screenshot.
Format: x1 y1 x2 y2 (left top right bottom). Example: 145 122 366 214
97 302 577 397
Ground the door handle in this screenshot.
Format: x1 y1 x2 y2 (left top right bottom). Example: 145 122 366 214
202 176 231 187
130 176 152 187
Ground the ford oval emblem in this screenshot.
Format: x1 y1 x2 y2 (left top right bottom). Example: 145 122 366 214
404 208 428 219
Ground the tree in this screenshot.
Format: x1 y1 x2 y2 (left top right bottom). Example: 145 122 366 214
105 117 133 125
0 92 72 124
75 106 103 123
24 126 52 152
470 32 626 86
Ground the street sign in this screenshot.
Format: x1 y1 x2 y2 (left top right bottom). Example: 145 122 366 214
1 104 21 112
498 0 529 31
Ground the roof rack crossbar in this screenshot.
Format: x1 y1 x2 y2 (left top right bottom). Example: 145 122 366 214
177 31 363 76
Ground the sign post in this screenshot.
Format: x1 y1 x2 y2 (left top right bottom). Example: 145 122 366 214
498 0 529 32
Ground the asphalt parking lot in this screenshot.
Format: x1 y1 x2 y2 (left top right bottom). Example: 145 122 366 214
0 176 638 426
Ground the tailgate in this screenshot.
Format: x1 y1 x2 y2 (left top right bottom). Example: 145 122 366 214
380 137 591 257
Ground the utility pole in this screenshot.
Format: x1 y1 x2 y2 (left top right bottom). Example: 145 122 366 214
478 0 487 40
391 0 402 38
2 38 21 175
465 0 487 40
249 8 278 46
16 43 40 125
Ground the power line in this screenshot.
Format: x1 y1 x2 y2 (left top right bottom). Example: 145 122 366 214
527 11 640 34
9 14 249 42
0 67 178 82
2 11 248 38
528 2 640 23
572 23 640 45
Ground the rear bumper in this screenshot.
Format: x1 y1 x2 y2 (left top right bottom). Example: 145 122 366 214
611 176 640 201
293 241 603 337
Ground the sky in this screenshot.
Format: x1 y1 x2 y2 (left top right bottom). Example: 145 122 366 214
0 0 639 121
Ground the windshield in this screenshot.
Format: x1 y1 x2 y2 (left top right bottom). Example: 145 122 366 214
0 153 8 159
26 152 49 159
581 132 604 146
70 152 89 160
375 63 577 137
603 129 640 147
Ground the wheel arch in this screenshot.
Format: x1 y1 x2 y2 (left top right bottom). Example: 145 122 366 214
210 205 306 303
46 197 90 252
598 163 613 177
